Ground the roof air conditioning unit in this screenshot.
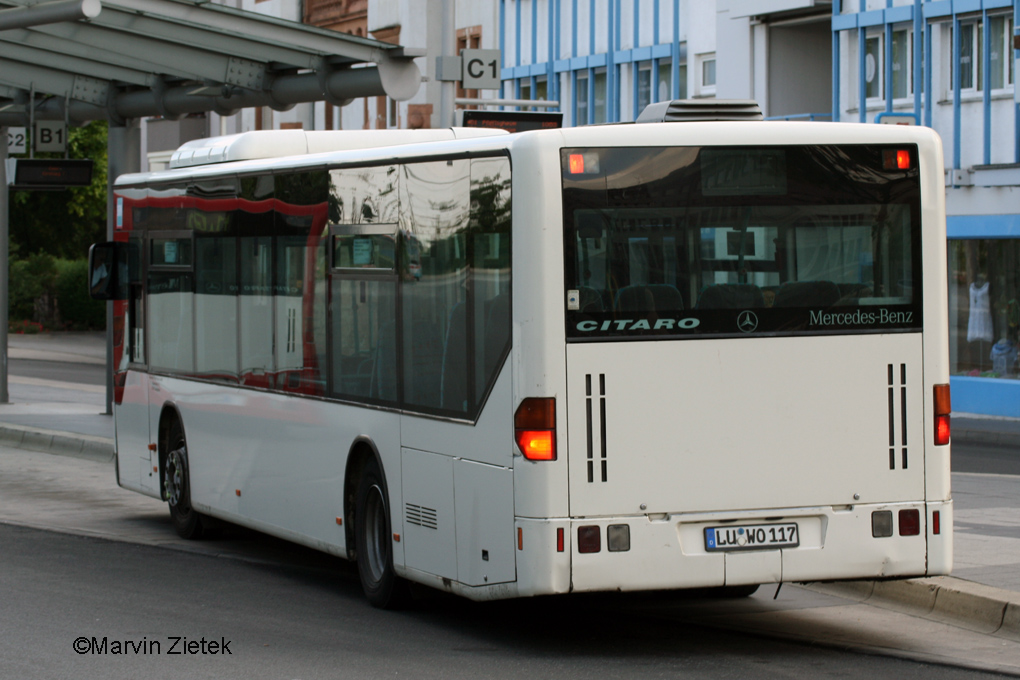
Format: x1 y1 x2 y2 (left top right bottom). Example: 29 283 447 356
636 99 763 123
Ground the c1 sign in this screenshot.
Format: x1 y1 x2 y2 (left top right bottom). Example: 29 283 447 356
461 49 501 90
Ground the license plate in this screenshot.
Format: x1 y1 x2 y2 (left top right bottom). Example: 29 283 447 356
704 522 799 552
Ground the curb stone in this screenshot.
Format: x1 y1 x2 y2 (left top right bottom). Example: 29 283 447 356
807 576 1020 642
0 424 114 463
952 415 1020 448
953 427 1020 448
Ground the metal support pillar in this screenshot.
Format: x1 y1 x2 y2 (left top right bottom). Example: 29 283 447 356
104 121 140 415
440 0 456 128
0 127 8 404
426 0 443 128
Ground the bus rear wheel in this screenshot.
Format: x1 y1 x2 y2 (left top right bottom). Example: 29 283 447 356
355 458 409 609
163 419 205 540
714 584 760 598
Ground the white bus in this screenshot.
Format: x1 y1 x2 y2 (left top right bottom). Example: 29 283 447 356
90 108 952 608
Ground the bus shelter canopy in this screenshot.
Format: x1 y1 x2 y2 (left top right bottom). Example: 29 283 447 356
0 0 423 126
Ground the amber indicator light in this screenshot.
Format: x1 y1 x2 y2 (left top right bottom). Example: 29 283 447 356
515 397 556 461
934 384 951 446
566 152 600 174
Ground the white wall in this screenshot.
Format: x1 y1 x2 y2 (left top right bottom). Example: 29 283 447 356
716 3 752 101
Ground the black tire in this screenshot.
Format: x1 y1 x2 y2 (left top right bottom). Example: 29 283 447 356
714 584 760 598
355 458 409 609
163 418 205 540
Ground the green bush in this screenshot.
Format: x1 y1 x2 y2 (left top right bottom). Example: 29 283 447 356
7 254 105 330
9 252 57 321
56 258 105 330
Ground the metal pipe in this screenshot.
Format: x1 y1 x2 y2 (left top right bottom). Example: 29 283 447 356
953 15 961 175
832 22 840 123
28 84 33 159
440 0 456 127
104 121 139 416
982 10 991 165
858 27 866 123
0 66 390 126
0 60 417 126
114 67 387 120
0 97 105 126
0 126 8 404
912 0 922 123
0 0 100 31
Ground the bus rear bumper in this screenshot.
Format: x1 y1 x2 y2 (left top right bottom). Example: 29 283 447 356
564 501 952 594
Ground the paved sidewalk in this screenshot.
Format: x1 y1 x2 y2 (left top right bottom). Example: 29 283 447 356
1 331 1019 653
3 331 111 439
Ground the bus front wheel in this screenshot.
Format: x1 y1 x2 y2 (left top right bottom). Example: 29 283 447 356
163 419 205 540
355 458 409 608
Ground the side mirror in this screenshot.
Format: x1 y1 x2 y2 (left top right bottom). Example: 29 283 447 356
88 242 131 301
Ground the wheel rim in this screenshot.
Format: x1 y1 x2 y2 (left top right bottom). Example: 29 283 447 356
363 483 389 584
164 447 185 508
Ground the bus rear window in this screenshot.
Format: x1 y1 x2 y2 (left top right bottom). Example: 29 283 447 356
562 145 922 340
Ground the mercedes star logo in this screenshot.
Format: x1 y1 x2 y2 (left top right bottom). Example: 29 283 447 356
737 310 759 333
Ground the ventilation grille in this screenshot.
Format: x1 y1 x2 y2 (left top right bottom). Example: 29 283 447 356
586 373 608 483
888 363 909 470
406 503 438 530
636 99 764 123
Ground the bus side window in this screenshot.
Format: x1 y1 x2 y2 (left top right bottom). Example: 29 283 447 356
239 176 276 388
401 160 471 415
148 231 195 375
275 171 329 396
471 157 512 407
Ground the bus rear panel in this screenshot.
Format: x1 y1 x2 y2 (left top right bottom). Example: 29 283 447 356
514 125 950 597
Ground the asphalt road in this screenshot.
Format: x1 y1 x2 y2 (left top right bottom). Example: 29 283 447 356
0 523 1010 680
8 358 106 387
951 441 1020 476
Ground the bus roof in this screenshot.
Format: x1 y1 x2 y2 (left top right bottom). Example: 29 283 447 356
168 128 508 169
116 120 941 187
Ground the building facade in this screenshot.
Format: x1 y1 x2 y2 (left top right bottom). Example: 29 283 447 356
501 0 1020 417
830 0 1020 416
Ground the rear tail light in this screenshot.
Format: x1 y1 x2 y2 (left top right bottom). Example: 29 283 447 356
578 525 601 553
515 397 556 461
883 149 913 170
899 509 920 536
932 510 941 535
934 384 951 446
